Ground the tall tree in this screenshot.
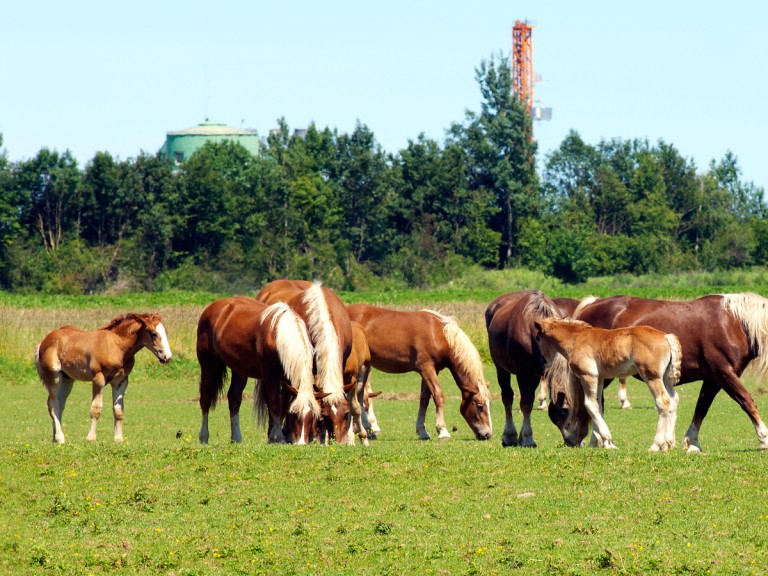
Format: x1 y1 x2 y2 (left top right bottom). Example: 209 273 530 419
449 53 539 268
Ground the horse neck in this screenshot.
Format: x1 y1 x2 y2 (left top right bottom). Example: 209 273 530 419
547 324 582 357
107 319 144 358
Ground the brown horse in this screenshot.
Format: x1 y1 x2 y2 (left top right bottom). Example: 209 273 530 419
256 280 365 445
486 290 570 447
197 297 321 444
535 318 681 451
550 293 768 452
347 304 492 441
35 313 173 444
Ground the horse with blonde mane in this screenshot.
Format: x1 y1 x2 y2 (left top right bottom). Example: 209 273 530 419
347 304 492 441
196 297 321 444
36 313 173 444
256 280 365 445
535 317 681 451
548 293 768 452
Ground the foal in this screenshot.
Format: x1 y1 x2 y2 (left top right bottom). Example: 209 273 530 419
36 313 172 444
534 318 681 451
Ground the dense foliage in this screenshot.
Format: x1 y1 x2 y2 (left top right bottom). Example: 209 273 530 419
0 55 764 293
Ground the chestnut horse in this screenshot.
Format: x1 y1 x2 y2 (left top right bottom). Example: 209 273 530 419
534 317 681 451
35 313 172 444
256 280 365 445
197 297 321 444
486 290 571 447
347 304 492 441
550 293 768 452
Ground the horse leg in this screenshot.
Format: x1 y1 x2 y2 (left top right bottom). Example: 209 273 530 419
228 372 248 443
46 373 73 444
364 377 381 436
111 376 129 443
537 374 549 410
684 379 720 453
87 374 107 442
349 373 369 447
263 377 286 444
496 368 518 447
420 365 451 440
716 369 768 451
582 376 616 449
518 374 538 447
588 380 608 448
666 384 679 449
644 376 672 452
416 380 433 440
618 378 632 409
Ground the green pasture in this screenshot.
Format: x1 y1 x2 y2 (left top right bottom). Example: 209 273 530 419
2 280 768 575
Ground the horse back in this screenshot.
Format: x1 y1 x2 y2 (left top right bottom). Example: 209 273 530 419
197 297 273 378
37 325 124 382
347 304 449 372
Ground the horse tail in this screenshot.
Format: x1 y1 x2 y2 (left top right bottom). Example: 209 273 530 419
261 302 320 418
664 333 682 387
722 293 768 376
302 282 345 404
430 311 491 403
34 344 45 385
573 295 598 319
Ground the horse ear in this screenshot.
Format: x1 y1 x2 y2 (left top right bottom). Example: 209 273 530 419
367 391 383 398
284 382 299 396
314 390 331 401
534 321 542 332
342 381 356 393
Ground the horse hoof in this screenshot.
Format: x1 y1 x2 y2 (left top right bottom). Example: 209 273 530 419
536 402 547 411
501 436 519 448
438 432 452 441
620 402 632 410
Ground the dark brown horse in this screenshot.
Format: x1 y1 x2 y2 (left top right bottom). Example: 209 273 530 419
197 297 320 444
255 280 365 445
36 313 173 444
347 304 492 441
550 293 768 452
486 290 568 447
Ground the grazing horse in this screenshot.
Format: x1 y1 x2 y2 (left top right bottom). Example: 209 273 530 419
256 280 365 445
549 293 768 452
535 297 631 410
347 304 492 441
534 318 681 451
486 290 570 447
35 313 172 444
197 297 321 444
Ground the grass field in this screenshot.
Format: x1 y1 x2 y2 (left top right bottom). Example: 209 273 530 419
1 280 768 575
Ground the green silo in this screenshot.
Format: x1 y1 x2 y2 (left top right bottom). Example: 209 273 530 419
160 119 260 163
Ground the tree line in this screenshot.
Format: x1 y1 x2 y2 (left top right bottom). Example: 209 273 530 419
0 55 765 293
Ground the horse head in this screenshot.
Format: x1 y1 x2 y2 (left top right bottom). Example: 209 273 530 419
135 313 173 364
459 381 493 440
282 384 329 444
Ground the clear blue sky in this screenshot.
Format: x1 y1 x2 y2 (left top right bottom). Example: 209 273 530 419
2 1 766 189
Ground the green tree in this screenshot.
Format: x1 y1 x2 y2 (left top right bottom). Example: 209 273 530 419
450 53 539 268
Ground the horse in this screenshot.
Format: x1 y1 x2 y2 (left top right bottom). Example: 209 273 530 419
347 304 492 441
548 293 768 452
35 313 173 444
255 280 365 445
196 296 322 445
534 317 681 451
347 320 383 439
486 289 573 447
535 297 632 411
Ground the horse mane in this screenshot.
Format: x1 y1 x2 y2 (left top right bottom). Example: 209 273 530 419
721 292 768 375
572 295 598 319
521 290 561 320
423 310 491 403
99 313 146 333
302 282 345 404
261 302 320 418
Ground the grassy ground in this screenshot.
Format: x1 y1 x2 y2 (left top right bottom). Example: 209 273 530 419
1 281 768 575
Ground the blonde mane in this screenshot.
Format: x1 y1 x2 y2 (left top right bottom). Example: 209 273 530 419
722 292 768 376
522 290 561 320
572 295 598 319
424 310 491 403
302 282 345 403
261 302 320 418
